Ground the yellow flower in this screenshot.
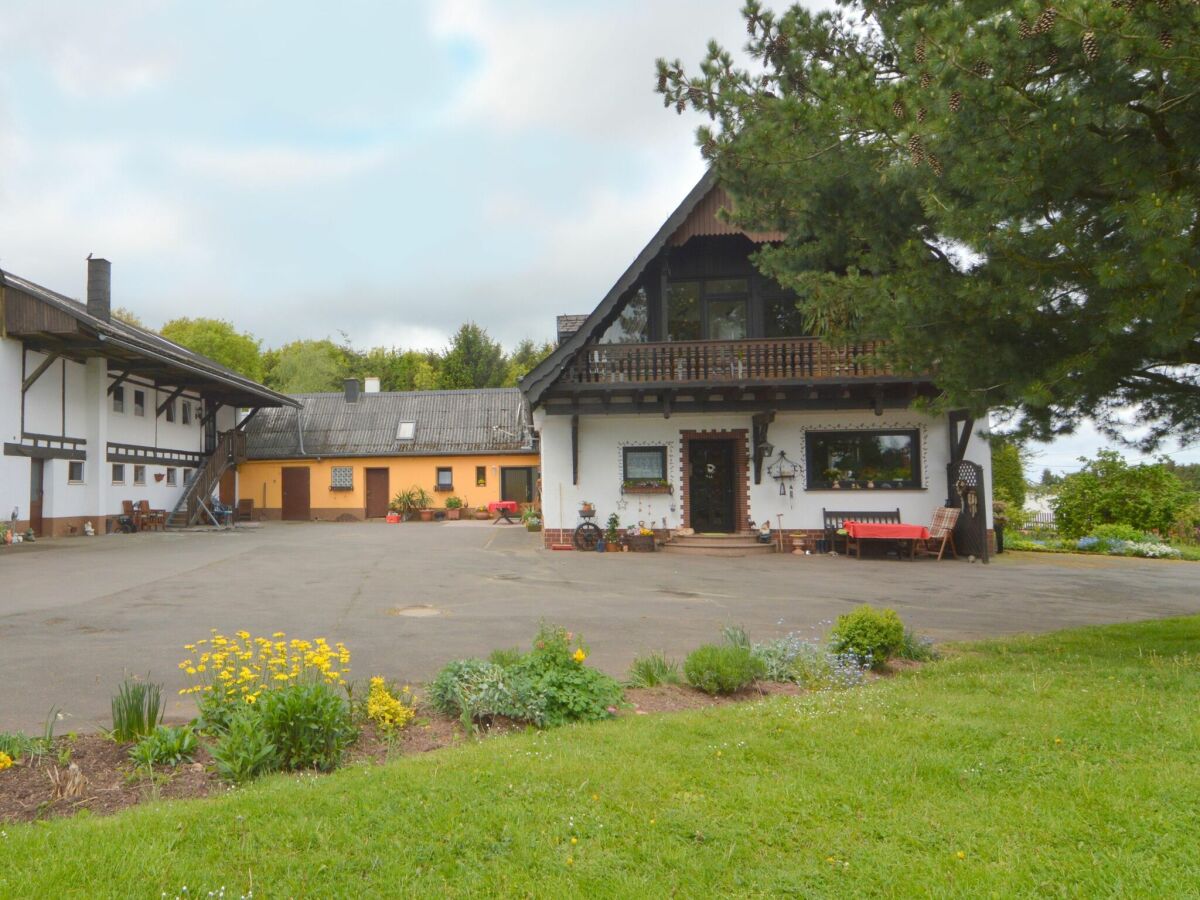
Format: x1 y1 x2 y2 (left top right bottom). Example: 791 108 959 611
956 851 966 860
573 648 587 663
185 667 197 675
0 751 14 771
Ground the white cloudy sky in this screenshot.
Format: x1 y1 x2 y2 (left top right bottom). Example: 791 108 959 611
0 0 1194 472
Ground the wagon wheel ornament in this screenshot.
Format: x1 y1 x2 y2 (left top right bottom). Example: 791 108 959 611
573 521 603 552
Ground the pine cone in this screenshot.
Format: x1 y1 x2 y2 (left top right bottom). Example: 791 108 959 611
893 99 906 119
1047 49 1059 67
917 106 928 123
1018 21 1033 39
1158 29 1174 49
915 39 927 64
1082 31 1099 61
908 134 924 165
949 90 963 112
1034 7 1058 34
928 154 944 177
920 72 932 89
1025 60 1039 77
973 60 993 77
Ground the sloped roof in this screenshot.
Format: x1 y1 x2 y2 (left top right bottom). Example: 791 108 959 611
243 388 535 459
0 268 298 409
519 169 721 405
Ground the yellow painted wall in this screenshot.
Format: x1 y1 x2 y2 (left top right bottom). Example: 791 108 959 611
237 454 541 518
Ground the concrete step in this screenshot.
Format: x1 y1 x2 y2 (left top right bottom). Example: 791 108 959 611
670 532 765 547
662 542 775 557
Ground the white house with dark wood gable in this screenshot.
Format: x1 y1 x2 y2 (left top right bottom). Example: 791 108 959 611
521 171 994 556
0 259 297 537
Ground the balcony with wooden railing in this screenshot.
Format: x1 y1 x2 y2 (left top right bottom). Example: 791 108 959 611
561 338 893 387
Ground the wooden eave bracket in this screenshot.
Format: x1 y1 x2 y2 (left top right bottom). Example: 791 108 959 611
22 352 61 393
156 386 186 418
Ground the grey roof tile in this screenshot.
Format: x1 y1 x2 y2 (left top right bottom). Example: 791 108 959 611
244 388 535 459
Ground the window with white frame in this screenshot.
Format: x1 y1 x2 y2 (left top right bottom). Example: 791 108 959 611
622 446 668 483
166 467 177 486
112 463 126 484
435 467 453 491
68 461 84 483
134 465 146 485
396 421 416 441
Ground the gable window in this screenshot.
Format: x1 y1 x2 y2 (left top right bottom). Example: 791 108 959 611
166 467 177 486
164 399 175 423
435 467 453 491
331 466 354 491
112 463 126 484
133 465 146 486
68 461 84 483
667 278 750 341
476 465 487 487
134 390 146 417
806 430 921 490
622 446 668 484
182 402 192 426
396 421 416 441
112 386 125 414
599 287 650 344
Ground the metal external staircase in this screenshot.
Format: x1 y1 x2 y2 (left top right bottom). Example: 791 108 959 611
165 430 246 529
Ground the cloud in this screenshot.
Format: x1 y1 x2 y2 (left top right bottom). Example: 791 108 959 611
173 144 396 189
0 0 177 99
429 0 752 142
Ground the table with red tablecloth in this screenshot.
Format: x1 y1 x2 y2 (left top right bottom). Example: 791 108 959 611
843 521 930 559
488 500 519 524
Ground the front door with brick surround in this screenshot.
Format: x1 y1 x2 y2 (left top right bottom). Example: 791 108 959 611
680 429 750 534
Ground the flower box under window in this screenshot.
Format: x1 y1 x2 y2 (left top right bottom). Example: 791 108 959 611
621 479 672 495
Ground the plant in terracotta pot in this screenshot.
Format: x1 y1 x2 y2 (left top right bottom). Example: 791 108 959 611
475 505 490 520
392 486 433 521
521 506 542 532
444 495 464 520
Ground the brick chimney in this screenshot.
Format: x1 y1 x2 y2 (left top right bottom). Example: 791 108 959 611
343 378 360 403
87 257 112 322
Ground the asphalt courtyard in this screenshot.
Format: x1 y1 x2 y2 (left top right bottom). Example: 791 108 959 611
2 521 1198 732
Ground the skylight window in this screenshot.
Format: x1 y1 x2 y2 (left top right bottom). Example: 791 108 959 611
396 421 416 441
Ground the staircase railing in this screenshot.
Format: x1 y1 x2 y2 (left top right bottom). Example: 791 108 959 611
166 430 246 528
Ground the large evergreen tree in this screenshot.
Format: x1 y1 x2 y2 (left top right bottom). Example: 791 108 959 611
439 322 508 390
657 0 1200 447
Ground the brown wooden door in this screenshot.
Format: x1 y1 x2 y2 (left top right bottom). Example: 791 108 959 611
281 467 311 521
29 458 45 537
218 468 236 506
688 440 735 533
364 468 389 518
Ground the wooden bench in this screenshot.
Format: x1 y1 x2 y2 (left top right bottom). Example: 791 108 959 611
822 508 901 555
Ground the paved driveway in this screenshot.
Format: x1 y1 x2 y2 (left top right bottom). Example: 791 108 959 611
2 522 1198 732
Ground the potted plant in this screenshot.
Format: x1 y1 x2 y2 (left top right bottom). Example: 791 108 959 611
621 478 672 494
521 506 542 532
390 486 433 522
579 501 595 518
823 467 842 488
474 505 490 520
444 496 464 520
605 513 622 550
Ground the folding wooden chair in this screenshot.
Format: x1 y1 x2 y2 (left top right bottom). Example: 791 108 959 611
918 506 960 560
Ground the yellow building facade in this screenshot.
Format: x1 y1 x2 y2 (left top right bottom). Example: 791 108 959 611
238 453 540 520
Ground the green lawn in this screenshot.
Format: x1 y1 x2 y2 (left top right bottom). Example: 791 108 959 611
5 618 1200 898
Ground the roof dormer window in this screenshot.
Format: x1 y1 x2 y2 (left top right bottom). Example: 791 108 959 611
396 421 416 441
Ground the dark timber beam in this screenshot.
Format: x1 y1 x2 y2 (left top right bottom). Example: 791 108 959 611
235 407 261 431
570 415 579 486
22 353 60 393
948 410 974 465
200 401 224 428
106 369 131 396
156 386 186 418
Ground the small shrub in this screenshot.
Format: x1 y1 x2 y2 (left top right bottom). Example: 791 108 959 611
1124 541 1183 559
366 677 416 733
749 634 810 683
129 725 199 768
627 653 681 688
488 647 523 669
111 678 164 741
721 624 751 650
506 624 623 726
256 682 357 773
829 605 905 669
429 658 506 718
684 644 765 695
211 708 276 784
1090 523 1150 544
896 629 939 662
